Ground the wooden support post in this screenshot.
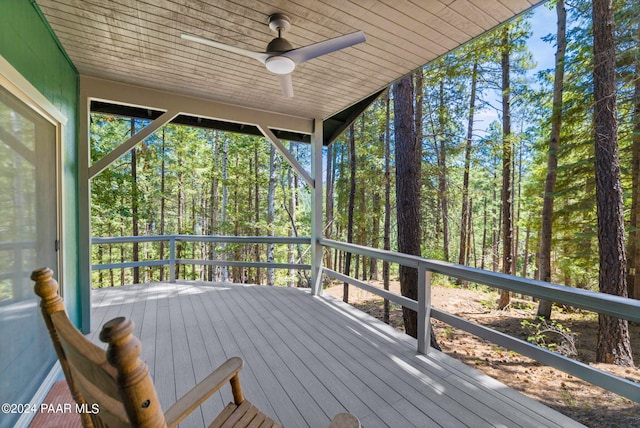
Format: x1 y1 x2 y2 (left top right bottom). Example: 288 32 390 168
311 119 323 295
169 236 176 283
417 266 432 354
79 82 92 333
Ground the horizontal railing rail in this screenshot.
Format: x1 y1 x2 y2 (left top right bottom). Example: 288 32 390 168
92 235 311 245
320 239 640 322
91 235 312 282
89 234 639 402
319 238 640 403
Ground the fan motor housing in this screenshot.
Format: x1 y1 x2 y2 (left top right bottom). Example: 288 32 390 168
266 37 293 53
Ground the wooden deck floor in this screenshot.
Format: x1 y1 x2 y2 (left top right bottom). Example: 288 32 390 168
89 281 584 428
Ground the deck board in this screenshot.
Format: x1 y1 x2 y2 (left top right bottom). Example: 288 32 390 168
90 281 585 428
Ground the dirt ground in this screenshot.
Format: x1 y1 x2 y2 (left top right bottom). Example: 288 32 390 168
325 281 640 428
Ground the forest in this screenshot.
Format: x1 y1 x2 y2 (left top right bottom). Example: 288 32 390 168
91 0 638 366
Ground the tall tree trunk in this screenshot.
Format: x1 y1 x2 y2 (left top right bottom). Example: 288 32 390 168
459 59 478 275
394 75 440 350
498 27 513 310
538 0 567 318
120 207 125 285
492 161 500 272
336 142 346 274
383 90 392 324
628 17 640 300
98 244 104 286
522 224 530 278
481 197 487 271
592 0 634 366
159 128 166 281
467 199 475 267
233 156 241 282
248 155 254 282
254 144 261 284
209 131 219 281
130 118 139 284
343 124 356 303
221 137 229 282
436 80 450 261
394 75 419 336
369 191 380 280
325 141 335 271
267 144 277 286
514 140 522 277
177 147 184 280
414 69 424 223
288 142 297 287
191 195 197 278
358 116 366 280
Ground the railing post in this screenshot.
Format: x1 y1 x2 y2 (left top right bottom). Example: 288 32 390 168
169 236 176 283
417 265 432 354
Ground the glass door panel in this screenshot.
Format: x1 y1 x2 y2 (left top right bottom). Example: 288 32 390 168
0 84 58 428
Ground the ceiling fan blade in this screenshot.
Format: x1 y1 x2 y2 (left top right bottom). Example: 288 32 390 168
276 73 294 98
181 34 269 63
283 31 366 64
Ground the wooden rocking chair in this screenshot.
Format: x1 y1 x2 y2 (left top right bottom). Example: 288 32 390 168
32 267 284 428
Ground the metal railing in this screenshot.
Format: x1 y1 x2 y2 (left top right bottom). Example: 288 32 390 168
91 235 311 281
90 234 639 402
319 238 640 403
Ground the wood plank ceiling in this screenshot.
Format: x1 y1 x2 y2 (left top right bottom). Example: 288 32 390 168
36 0 542 121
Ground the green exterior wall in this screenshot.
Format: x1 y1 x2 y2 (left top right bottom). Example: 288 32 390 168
0 0 82 326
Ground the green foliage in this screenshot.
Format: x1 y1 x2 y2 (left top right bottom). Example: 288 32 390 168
442 326 455 340
521 317 577 357
480 298 497 310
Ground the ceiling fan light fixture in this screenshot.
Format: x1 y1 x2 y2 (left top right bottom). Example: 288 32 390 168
181 12 366 98
265 56 296 74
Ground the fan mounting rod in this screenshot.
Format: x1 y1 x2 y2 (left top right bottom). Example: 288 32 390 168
268 13 291 36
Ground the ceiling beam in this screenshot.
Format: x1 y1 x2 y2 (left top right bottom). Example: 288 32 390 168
90 101 312 143
81 76 314 135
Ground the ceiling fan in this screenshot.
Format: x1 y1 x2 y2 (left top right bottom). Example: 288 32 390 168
181 13 366 98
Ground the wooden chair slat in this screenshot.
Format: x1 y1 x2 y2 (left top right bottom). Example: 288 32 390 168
69 368 129 427
220 400 253 428
209 403 239 428
244 410 267 428
236 404 260 426
51 313 120 400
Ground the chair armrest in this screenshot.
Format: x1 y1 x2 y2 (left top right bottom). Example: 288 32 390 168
164 357 244 428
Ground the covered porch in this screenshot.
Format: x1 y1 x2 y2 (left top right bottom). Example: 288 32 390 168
88 280 584 428
2 1 638 427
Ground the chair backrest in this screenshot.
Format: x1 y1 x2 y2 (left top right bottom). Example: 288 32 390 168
32 267 167 428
